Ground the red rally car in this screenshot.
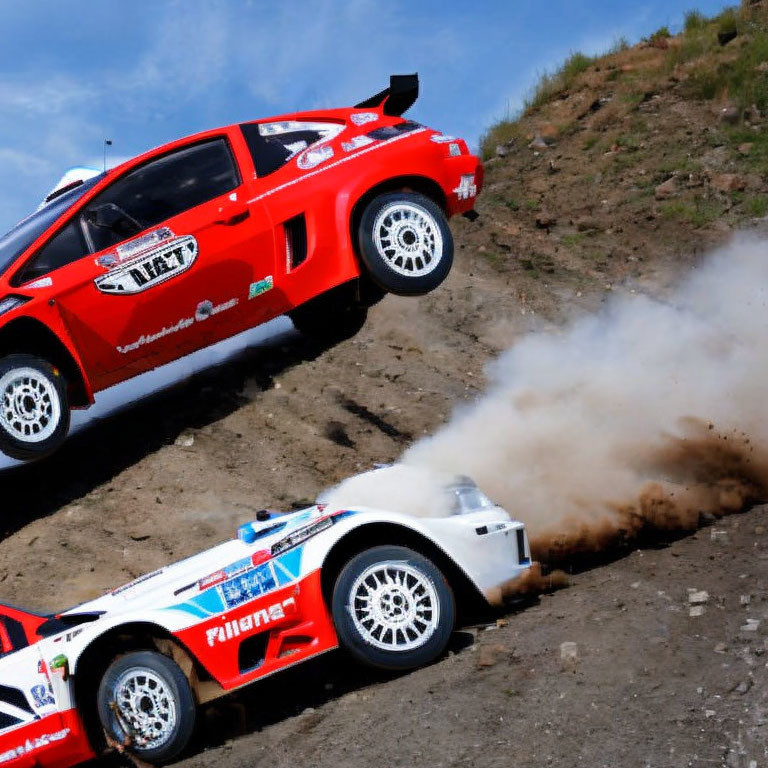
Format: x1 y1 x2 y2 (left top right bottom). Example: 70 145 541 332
0 74 482 462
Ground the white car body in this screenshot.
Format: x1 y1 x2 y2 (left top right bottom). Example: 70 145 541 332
0 494 531 767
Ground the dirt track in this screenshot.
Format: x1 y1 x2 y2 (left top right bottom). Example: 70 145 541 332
3 226 763 767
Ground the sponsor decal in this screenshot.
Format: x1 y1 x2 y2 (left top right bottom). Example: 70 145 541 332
0 728 70 764
29 685 54 709
198 557 253 591
219 562 277 609
454 174 477 201
111 568 164 596
430 133 457 143
116 297 238 354
297 144 334 171
271 515 334 556
198 570 226 590
95 235 197 295
341 135 375 153
350 112 378 126
195 300 214 321
97 227 175 269
248 275 273 300
170 547 305 620
206 596 296 646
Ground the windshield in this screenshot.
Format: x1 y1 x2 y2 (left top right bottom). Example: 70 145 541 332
0 173 104 278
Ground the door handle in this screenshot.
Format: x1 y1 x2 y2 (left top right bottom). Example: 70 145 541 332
215 202 250 226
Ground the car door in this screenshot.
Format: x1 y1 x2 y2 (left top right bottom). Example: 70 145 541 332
0 616 68 767
15 134 277 393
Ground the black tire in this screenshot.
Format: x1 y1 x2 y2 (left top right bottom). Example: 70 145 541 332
332 545 455 671
357 192 454 296
289 293 368 343
0 354 69 461
97 651 196 764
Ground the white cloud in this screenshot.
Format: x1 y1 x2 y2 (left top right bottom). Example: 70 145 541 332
0 147 51 176
0 77 94 117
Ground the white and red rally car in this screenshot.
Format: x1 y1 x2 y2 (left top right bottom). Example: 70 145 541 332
0 474 530 766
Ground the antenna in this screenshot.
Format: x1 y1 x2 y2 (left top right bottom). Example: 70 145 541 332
103 139 113 172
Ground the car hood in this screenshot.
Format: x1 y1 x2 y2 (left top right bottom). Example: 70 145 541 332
58 505 331 621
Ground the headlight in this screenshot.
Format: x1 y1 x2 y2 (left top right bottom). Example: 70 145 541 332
0 295 29 316
446 478 497 515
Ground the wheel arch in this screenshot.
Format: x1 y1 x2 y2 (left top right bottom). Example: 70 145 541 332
72 621 210 752
319 522 486 620
0 316 90 406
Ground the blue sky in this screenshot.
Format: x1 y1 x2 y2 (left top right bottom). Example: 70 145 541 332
0 0 733 232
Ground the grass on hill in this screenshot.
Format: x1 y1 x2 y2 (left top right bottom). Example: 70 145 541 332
480 0 768 160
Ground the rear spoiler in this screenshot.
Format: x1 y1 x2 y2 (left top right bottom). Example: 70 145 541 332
355 74 419 117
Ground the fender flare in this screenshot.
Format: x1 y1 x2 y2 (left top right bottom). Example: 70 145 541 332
0 314 93 406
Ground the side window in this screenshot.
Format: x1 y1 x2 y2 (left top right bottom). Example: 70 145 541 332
82 138 240 253
17 221 87 284
241 121 343 177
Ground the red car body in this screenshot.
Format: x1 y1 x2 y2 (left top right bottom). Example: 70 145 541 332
0 75 482 461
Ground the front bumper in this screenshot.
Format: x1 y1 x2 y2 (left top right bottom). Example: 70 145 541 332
420 510 532 606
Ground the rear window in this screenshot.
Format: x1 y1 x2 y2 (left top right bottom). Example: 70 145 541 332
241 121 343 177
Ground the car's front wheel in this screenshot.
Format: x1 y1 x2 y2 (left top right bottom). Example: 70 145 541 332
357 192 454 296
97 651 196 764
332 545 456 670
0 354 69 461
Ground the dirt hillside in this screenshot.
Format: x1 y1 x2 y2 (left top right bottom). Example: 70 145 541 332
3 3 768 766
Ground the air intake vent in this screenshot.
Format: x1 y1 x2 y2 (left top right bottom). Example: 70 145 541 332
284 214 308 271
366 121 421 141
516 528 530 565
238 631 270 674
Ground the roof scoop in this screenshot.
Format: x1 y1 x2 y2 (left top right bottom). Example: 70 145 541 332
355 73 419 117
40 166 101 207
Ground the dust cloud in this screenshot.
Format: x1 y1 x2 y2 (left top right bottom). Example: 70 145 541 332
325 237 768 562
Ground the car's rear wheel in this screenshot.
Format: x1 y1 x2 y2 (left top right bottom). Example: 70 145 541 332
332 545 456 670
0 354 69 461
289 285 369 343
97 651 196 764
357 192 454 296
